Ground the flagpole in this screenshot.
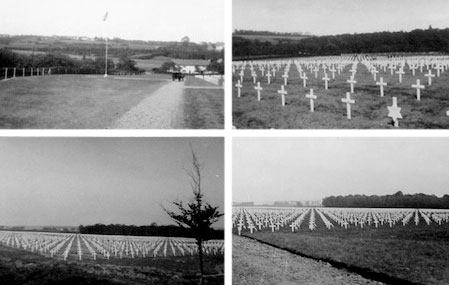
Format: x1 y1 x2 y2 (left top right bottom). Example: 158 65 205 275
104 37 108 77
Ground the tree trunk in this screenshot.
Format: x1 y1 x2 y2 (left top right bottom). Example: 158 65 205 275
197 239 205 285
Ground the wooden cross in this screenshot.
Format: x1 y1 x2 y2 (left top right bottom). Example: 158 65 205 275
306 88 317 112
278 85 288 106
376 77 387 97
411 79 425 101
424 69 435 86
396 68 405 83
254 81 263 101
235 80 242 98
387 97 402 127
322 73 330 90
347 77 357 93
341 92 355 119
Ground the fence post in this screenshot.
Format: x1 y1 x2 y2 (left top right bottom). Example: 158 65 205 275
23 67 25 77
13 68 16 78
4 68 7 80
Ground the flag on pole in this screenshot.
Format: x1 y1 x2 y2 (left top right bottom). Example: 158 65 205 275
103 11 108 21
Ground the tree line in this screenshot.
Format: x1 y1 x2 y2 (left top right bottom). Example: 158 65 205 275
78 223 224 240
322 191 449 209
0 47 142 75
234 29 310 36
233 28 449 59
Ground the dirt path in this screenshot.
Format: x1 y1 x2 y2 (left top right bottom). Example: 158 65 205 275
233 235 383 285
111 81 184 129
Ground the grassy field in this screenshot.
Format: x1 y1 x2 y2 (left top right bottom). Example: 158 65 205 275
0 74 171 128
235 216 449 284
232 62 449 129
0 244 223 284
182 76 224 129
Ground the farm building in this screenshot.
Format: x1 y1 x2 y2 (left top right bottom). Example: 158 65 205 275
173 59 210 74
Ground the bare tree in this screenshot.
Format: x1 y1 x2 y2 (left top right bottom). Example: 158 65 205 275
164 148 223 285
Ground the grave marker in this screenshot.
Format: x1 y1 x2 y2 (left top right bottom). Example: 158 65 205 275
322 73 330 90
254 82 263 101
341 92 355 119
387 97 402 127
376 77 387 97
347 77 356 93
306 89 317 112
411 79 425 101
235 80 242 98
278 85 288 106
424 69 435 86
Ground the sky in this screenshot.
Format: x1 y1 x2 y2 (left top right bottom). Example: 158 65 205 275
233 0 449 36
0 0 224 42
233 137 449 203
0 137 224 228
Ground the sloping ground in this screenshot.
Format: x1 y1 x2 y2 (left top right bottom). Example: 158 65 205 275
233 235 382 285
0 74 171 129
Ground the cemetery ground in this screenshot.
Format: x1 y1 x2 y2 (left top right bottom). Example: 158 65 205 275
0 243 223 284
0 74 223 129
232 60 449 129
233 216 449 285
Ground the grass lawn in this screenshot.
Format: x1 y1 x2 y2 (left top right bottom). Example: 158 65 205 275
0 74 170 128
182 76 224 129
233 62 449 129
236 213 449 284
0 244 223 284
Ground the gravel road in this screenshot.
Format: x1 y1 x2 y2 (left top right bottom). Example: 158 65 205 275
233 235 383 285
111 81 184 129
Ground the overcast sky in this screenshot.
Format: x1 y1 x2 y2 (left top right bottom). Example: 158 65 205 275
0 137 223 228
233 0 449 35
233 137 449 203
0 0 224 42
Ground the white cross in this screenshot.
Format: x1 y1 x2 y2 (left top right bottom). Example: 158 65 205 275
252 73 257 84
235 80 242 98
322 73 330 90
341 92 355 119
424 69 435 86
376 77 387 97
389 65 396 75
410 65 417 76
301 73 308 88
435 65 443 77
289 223 296 232
396 68 405 83
329 66 336 79
411 79 425 101
372 69 379 81
347 77 357 93
282 72 289 85
239 70 244 82
266 72 272 84
278 85 288 106
387 97 402 127
254 81 263 101
313 67 319 78
306 88 317 112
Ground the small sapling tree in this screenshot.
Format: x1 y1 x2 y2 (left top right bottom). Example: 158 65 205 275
164 148 223 285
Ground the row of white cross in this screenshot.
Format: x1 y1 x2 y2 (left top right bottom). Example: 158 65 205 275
234 55 449 126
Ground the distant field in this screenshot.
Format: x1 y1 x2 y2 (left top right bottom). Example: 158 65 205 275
0 74 170 128
233 59 449 129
